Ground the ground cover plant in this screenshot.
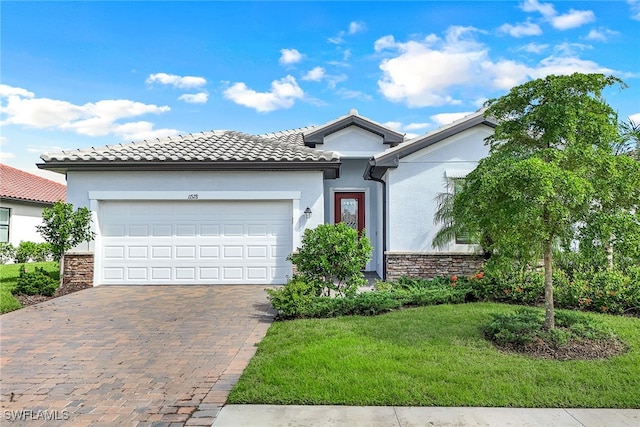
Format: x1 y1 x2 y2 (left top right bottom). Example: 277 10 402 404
228 303 640 408
0 262 59 313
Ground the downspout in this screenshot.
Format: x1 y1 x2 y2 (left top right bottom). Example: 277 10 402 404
367 166 387 281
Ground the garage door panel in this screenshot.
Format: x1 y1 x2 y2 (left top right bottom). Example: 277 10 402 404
129 225 149 237
151 267 171 280
175 246 196 259
176 225 197 236
128 268 148 280
100 200 292 285
199 246 220 258
128 246 148 258
223 267 243 280
104 246 125 259
247 246 268 258
151 246 172 259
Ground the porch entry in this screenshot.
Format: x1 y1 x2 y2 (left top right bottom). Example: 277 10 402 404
334 192 365 235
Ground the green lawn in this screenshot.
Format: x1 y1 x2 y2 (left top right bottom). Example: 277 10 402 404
229 303 640 408
0 262 59 314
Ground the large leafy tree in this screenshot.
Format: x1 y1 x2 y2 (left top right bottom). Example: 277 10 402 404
439 73 625 329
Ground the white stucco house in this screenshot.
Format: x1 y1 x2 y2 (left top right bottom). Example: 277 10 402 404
0 164 66 247
38 109 496 286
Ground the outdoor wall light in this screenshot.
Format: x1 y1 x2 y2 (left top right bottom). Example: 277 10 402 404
304 207 312 219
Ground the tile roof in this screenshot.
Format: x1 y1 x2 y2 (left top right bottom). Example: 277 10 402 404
0 164 66 204
258 126 316 146
40 130 339 164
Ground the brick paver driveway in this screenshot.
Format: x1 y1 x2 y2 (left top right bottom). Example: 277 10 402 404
0 286 275 426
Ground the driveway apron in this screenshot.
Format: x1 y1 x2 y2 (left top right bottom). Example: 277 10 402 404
0 286 275 426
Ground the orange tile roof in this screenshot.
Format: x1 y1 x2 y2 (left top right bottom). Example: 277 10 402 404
0 164 66 204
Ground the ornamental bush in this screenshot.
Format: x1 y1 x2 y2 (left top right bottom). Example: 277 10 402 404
13 241 53 263
14 266 58 297
288 223 372 297
0 243 15 264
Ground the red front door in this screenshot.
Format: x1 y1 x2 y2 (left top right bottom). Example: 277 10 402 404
335 192 365 235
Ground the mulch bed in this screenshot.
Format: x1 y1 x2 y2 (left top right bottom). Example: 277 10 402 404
14 282 93 308
493 335 629 360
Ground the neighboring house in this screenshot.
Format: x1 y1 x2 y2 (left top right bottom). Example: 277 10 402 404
0 164 67 246
38 109 496 286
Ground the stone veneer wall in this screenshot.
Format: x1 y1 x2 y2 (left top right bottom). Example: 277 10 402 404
386 252 485 280
62 253 94 290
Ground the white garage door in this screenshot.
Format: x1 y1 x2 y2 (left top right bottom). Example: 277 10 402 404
99 200 292 285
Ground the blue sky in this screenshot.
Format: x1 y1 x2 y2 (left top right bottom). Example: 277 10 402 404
2 1 639 183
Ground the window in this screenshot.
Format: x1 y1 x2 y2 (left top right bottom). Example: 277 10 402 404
0 208 9 243
451 178 473 245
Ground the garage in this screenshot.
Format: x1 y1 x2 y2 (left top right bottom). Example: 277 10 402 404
98 200 293 285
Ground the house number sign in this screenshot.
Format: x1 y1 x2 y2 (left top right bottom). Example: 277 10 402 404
187 194 199 200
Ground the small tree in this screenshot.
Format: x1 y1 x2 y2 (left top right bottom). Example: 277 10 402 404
37 201 95 263
288 223 373 297
436 73 626 330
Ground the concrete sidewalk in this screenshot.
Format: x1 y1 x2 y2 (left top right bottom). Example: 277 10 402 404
212 405 640 426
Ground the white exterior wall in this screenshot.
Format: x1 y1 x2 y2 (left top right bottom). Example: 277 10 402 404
316 127 386 158
0 201 48 246
386 126 493 253
65 170 326 255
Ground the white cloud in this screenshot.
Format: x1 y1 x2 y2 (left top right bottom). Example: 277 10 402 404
336 88 372 101
0 85 174 139
518 42 549 53
26 145 65 154
0 151 15 160
531 55 615 77
375 25 620 108
431 112 474 126
279 49 303 65
551 9 595 30
112 121 180 141
376 27 489 107
348 21 366 35
482 59 532 90
630 0 640 20
0 84 35 98
404 122 431 131
223 75 304 112
178 92 209 104
382 121 403 131
329 21 366 44
586 28 619 42
302 67 326 82
499 21 542 37
146 73 207 89
629 112 640 122
521 0 556 19
521 0 595 30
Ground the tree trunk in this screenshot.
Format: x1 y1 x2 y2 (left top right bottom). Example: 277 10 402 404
606 241 614 270
543 239 555 330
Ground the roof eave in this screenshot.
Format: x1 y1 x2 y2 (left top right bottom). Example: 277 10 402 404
303 116 404 147
373 115 497 166
37 160 342 179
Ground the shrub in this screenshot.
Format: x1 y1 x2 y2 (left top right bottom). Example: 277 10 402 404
485 307 616 348
14 241 39 263
0 243 15 264
301 291 402 318
33 242 54 262
288 223 372 297
13 265 58 296
266 275 320 318
555 268 639 315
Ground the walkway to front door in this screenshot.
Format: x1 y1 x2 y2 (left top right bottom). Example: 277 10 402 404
0 286 275 426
